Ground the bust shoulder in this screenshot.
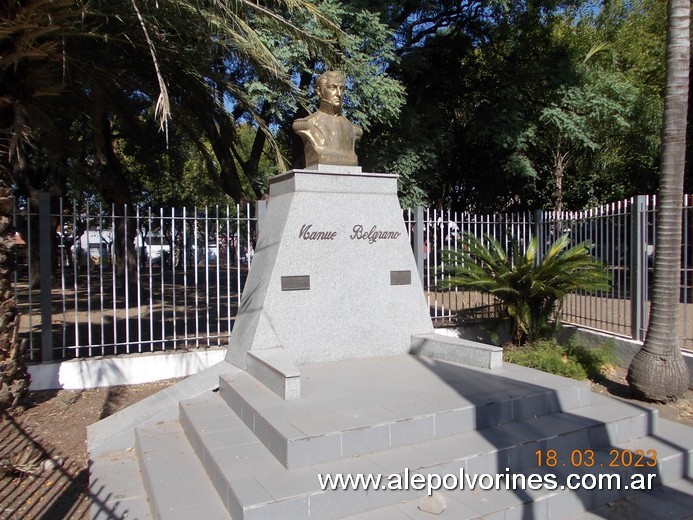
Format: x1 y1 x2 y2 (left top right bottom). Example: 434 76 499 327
292 112 320 133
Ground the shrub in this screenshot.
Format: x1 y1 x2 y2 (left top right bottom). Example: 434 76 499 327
504 338 614 381
565 338 615 382
440 233 611 344
504 340 587 380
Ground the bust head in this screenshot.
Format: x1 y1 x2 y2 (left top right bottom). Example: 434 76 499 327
316 71 346 115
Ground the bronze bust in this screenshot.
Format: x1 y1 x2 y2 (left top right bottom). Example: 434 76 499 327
293 71 363 168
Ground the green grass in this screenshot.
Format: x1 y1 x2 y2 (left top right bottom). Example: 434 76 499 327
503 338 614 381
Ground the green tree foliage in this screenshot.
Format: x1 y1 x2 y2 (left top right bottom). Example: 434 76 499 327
4 0 670 210
1 0 405 207
359 0 669 211
440 234 611 344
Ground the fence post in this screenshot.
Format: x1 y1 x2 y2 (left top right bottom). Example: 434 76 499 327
413 206 425 284
630 195 648 341
255 199 267 238
533 209 544 265
39 192 53 362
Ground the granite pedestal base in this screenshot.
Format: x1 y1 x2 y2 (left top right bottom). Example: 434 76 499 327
225 169 437 398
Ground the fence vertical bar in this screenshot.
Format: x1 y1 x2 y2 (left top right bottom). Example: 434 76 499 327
27 203 35 357
171 207 177 349
236 204 242 307
148 207 154 351
124 204 130 354
413 207 425 284
183 207 189 345
60 199 67 356
39 192 53 362
226 204 232 335
136 206 142 352
246 202 253 265
98 203 105 355
432 208 439 319
619 200 626 334
86 200 93 356
111 204 117 352
215 205 221 346
72 200 81 355
205 206 211 347
683 194 690 348
160 207 165 349
194 207 200 347
630 195 648 341
533 209 544 265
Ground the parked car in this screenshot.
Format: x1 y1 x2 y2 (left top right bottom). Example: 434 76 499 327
73 229 113 266
144 235 172 266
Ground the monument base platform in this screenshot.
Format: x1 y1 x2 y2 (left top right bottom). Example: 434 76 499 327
88 353 693 520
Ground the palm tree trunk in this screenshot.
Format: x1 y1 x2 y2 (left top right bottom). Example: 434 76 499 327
627 0 690 401
0 165 30 409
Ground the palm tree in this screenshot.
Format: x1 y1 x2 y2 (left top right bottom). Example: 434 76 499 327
0 0 76 408
627 0 690 401
0 162 30 409
0 0 341 406
441 234 611 345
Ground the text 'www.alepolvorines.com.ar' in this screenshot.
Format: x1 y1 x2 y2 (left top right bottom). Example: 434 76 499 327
318 468 657 496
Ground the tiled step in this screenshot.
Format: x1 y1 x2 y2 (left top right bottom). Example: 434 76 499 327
89 443 152 520
135 419 231 520
176 388 658 520
347 452 691 519
342 417 693 520
217 356 592 468
568 478 693 520
345 478 693 520
612 417 693 485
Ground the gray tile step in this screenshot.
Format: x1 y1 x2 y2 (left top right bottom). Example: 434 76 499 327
345 449 692 520
568 478 693 520
217 355 592 468
135 419 231 520
176 388 662 520
89 444 152 520
613 417 693 485
344 478 693 519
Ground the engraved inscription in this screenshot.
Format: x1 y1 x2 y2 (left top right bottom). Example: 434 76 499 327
350 225 402 244
299 224 337 241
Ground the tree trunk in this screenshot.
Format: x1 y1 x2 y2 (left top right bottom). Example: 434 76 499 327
0 165 30 409
627 0 690 401
552 143 568 214
88 86 138 277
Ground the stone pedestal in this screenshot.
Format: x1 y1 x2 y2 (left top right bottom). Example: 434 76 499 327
225 168 434 397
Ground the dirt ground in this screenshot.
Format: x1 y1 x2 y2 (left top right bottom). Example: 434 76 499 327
1 369 691 520
1 379 179 520
590 365 693 427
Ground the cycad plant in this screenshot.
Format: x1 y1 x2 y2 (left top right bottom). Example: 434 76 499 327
440 233 611 345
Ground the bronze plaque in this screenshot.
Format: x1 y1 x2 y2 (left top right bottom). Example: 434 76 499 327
281 275 311 291
390 270 411 286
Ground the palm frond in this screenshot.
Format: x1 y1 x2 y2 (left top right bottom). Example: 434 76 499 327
441 232 611 344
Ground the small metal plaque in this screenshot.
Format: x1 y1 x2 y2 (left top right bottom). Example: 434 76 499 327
390 270 411 286
281 275 311 291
